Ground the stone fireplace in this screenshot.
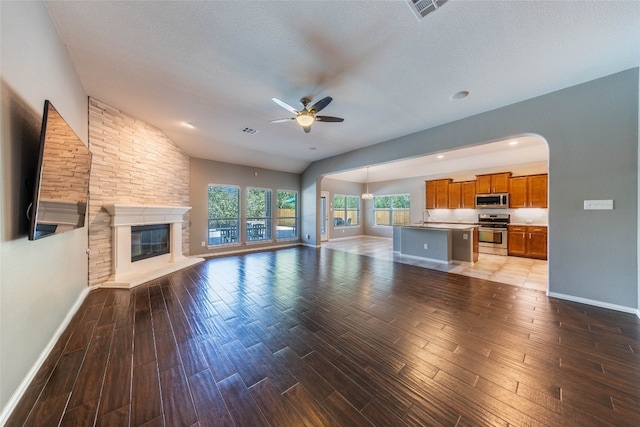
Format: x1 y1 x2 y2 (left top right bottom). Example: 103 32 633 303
102 204 203 288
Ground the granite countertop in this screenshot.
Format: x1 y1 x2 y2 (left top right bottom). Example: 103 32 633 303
508 223 548 227
404 223 477 230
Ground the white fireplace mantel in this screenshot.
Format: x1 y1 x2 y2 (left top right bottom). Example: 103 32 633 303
102 204 203 288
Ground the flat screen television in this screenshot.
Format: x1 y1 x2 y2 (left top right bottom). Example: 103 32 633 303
28 100 92 240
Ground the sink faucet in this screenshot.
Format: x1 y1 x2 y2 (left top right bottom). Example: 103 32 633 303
423 210 430 223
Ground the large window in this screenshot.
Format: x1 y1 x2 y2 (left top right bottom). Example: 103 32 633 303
208 184 240 245
374 194 410 226
246 187 272 242
333 194 359 227
276 190 297 239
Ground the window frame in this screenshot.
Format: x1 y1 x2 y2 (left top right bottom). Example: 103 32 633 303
207 184 241 246
373 193 411 226
276 189 298 240
333 194 360 227
245 187 273 243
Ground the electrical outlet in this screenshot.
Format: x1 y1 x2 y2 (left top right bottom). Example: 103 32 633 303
463 234 468 240
201 241 205 247
423 243 428 249
306 234 310 239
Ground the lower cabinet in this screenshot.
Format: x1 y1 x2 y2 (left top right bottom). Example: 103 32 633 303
508 226 547 260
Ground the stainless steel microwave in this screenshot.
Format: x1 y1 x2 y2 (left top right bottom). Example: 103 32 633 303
475 193 509 208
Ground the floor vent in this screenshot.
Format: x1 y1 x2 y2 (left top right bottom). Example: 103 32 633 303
406 0 448 21
242 127 259 135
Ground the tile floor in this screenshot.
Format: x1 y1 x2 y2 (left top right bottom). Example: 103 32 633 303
321 236 548 291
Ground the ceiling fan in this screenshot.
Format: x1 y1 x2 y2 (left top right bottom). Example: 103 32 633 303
269 96 344 133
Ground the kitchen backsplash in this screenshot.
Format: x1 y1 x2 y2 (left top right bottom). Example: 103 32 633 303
424 208 548 225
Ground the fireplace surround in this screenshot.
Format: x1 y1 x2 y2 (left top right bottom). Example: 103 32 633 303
102 204 203 288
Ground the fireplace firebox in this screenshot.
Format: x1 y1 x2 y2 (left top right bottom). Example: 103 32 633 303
131 224 170 262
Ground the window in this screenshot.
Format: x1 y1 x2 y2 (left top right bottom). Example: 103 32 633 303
207 184 240 245
246 187 272 242
333 194 359 227
276 190 297 239
374 194 410 226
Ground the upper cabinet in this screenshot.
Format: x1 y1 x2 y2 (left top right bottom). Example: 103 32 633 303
461 181 476 208
476 172 511 194
425 179 451 209
427 171 546 210
509 174 548 208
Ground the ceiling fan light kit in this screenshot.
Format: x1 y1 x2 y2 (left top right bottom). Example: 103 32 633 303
270 96 344 133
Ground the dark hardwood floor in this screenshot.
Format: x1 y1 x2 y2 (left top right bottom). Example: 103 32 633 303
7 246 640 426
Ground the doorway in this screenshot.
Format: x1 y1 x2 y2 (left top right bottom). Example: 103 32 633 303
320 191 329 241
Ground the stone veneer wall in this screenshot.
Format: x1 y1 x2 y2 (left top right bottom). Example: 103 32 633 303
88 98 190 286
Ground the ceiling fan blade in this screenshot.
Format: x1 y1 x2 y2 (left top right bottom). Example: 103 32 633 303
269 118 295 123
302 125 312 133
309 96 332 113
272 97 299 114
315 116 344 122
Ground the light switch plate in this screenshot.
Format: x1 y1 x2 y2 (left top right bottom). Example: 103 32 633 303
584 200 614 210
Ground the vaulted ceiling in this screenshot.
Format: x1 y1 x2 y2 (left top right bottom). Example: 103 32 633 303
45 1 639 177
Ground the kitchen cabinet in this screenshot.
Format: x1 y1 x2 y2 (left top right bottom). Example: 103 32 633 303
476 172 511 194
509 174 548 208
448 182 461 208
508 225 547 259
425 179 451 209
461 181 476 208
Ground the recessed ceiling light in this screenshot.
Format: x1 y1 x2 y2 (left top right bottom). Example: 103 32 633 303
183 122 196 129
508 140 518 146
450 91 469 100
437 155 444 159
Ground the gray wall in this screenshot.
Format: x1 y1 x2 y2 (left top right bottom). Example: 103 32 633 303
189 157 301 255
302 68 639 311
1 2 90 415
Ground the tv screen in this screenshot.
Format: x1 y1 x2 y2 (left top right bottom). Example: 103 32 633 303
28 100 92 240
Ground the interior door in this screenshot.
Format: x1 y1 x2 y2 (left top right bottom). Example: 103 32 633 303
320 192 329 241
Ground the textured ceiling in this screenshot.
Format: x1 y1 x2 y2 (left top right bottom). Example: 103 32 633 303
45 1 640 176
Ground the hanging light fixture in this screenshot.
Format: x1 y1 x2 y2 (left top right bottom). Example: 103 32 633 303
361 167 374 200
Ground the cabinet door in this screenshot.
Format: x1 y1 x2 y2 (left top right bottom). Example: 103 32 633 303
508 226 527 256
476 175 491 194
509 177 527 208
435 180 449 208
527 226 548 259
425 180 436 209
492 173 511 193
528 174 548 208
448 182 461 209
461 181 476 208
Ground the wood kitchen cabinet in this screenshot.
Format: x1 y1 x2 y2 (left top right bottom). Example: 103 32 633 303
448 182 461 208
508 225 547 259
476 172 511 194
509 174 548 208
425 179 451 209
461 181 476 208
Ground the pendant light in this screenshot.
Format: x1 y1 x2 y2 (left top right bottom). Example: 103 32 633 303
361 167 373 200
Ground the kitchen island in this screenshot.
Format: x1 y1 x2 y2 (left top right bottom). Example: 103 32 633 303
393 224 478 264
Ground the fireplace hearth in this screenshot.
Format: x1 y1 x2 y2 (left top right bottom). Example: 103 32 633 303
102 204 203 288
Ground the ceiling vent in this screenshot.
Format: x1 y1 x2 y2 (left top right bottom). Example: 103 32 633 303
242 127 259 135
406 0 448 21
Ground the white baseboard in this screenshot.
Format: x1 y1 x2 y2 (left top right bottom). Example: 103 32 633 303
547 291 638 316
0 285 93 425
194 242 302 258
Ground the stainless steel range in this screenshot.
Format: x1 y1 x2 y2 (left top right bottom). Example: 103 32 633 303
477 213 510 256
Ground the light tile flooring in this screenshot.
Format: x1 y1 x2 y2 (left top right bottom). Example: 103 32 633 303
322 236 548 292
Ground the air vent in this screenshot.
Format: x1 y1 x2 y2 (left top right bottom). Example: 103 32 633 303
242 127 259 135
406 0 448 21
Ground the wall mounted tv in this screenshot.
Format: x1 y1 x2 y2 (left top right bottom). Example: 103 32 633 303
28 100 92 240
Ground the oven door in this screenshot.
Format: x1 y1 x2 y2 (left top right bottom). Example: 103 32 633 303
478 227 508 255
